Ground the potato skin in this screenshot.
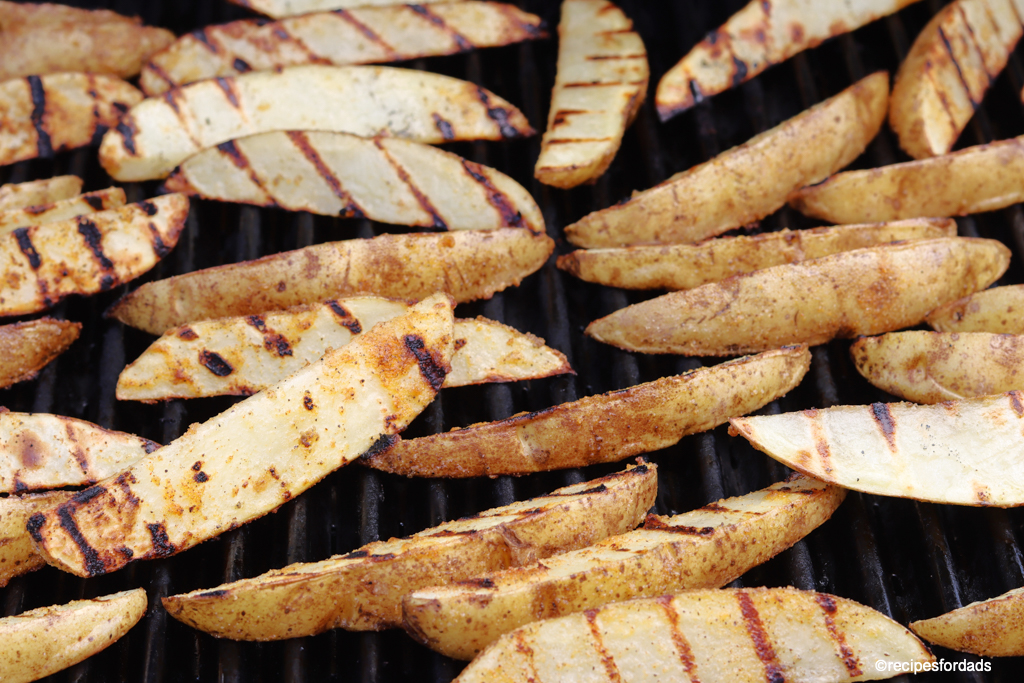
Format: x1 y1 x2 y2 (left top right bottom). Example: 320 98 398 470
911 586 1024 656
927 284 1024 333
0 490 71 588
0 175 82 211
0 318 79 389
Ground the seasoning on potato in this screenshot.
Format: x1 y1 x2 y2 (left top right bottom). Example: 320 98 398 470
0 187 126 236
0 318 80 389
926 284 1024 334
911 586 1024 656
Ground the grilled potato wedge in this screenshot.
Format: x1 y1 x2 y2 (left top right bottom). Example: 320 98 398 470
890 0 1023 159
29 295 455 577
106 228 553 335
0 588 147 683
655 0 919 120
0 194 188 318
0 410 158 493
926 284 1024 334
454 587 933 683
558 218 955 290
0 490 70 587
363 346 809 477
228 0 460 19
0 175 82 211
730 391 1024 506
163 131 543 232
851 331 1024 403
99 65 533 182
0 72 141 168
117 299 571 401
162 463 656 639
0 1 174 81
141 2 544 95
0 318 80 389
404 475 844 660
565 72 889 248
789 136 1024 223
586 237 1009 356
533 0 647 189
911 586 1024 656
0 187 126 236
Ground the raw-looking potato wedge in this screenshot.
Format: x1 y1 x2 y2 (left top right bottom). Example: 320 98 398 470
363 346 810 477
533 0 648 189
0 73 142 168
0 1 174 81
0 194 189 318
161 463 656 639
227 0 462 19
454 587 933 683
0 318 80 389
163 131 543 232
890 0 1023 159
788 136 1024 224
0 490 70 588
106 228 554 335
0 175 82 211
0 187 127 236
558 218 955 290
0 588 147 683
99 65 533 182
140 2 544 95
0 410 159 493
586 237 1009 356
926 284 1024 333
911 586 1024 656
404 475 844 660
565 72 889 248
729 391 1024 506
117 299 571 401
655 0 920 120
28 295 455 577
851 331 1024 403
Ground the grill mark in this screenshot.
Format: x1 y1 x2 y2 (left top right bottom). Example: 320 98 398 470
326 299 363 334
460 159 524 228
116 119 138 156
246 314 267 331
215 77 242 108
544 137 614 143
1010 391 1024 417
956 4 993 82
810 418 832 475
658 596 702 682
562 81 632 87
27 76 53 158
163 89 182 116
643 517 717 535
57 502 106 576
83 195 104 211
737 591 785 683
815 594 862 677
191 28 220 53
461 576 495 589
432 113 455 140
374 139 447 229
409 4 473 51
360 433 399 459
147 522 175 557
263 332 293 357
303 393 315 410
148 222 171 258
144 61 175 91
513 633 543 683
26 513 46 543
870 403 897 451
586 54 646 60
77 218 114 271
13 228 41 269
216 140 276 201
937 25 978 108
333 8 398 56
200 589 229 598
585 610 624 682
178 327 198 341
286 131 365 218
732 55 749 85
199 350 234 376
404 333 448 390
475 87 522 138
139 200 158 216
233 57 253 73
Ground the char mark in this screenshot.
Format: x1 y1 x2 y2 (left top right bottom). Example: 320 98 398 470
246 314 267 331
199 350 234 376
815 594 863 676
475 87 522 138
116 120 138 156
584 610 625 682
72 486 106 505
286 132 364 216
432 113 455 140
191 29 219 52
263 332 293 357
657 596 702 679
13 228 41 269
57 504 107 576
148 222 171 258
177 326 199 341
326 300 363 333
409 4 473 51
344 549 370 559
117 546 134 559
200 589 229 598
233 57 252 73
84 195 104 211
77 217 115 271
461 160 524 228
870 403 897 450
462 576 495 589
27 75 54 158
194 471 209 483
360 433 399 460
26 512 46 542
303 393 315 410
332 9 396 54
404 334 448 390
644 517 716 535
731 55 749 85
139 201 158 216
147 522 175 557
215 77 241 108
373 138 447 228
217 140 248 169
737 591 785 683
1010 391 1024 417
937 25 978 108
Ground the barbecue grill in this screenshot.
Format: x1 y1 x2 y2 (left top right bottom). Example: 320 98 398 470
2 0 1022 680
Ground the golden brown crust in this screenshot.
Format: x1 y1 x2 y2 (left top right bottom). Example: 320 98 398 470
0 318 80 389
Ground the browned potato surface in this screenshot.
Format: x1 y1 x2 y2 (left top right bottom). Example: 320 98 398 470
926 284 1024 333
565 72 888 248
911 586 1024 656
228 0 462 19
0 490 70 587
0 187 126 236
0 318 79 389
586 237 1009 355
0 176 82 211
363 346 810 477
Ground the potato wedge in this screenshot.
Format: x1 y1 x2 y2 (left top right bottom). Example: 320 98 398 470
586 237 1009 356
926 284 1024 333
565 72 889 248
99 65 533 182
228 0 462 19
890 0 1023 159
0 175 82 211
911 586 1024 656
161 463 656 639
404 475 844 660
0 318 79 389
0 490 70 587
789 136 1024 223
655 0 919 120
730 391 1024 506
106 228 554 335
0 588 147 683
0 73 142 168
0 194 188 318
140 2 544 95
558 218 955 290
0 187 126 236
162 131 543 232
117 299 571 401
533 0 648 188
851 331 1024 403
0 1 174 81
28 295 455 577
363 346 809 477
454 587 933 683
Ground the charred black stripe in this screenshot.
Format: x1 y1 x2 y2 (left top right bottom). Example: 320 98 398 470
246 314 267 331
83 195 104 210
89 123 110 147
72 486 106 505
658 596 702 680
871 402 897 450
432 113 455 141
77 218 114 271
139 201 158 216
117 546 134 559
409 4 473 51
13 228 41 269
26 513 46 542
217 140 248 169
263 332 293 357
194 471 209 483
286 132 365 217
326 300 363 334
116 120 138 156
200 589 229 598
737 591 785 683
27 75 54 158
143 440 159 453
215 77 241 108
333 9 397 54
937 25 979 108
233 57 252 73
199 350 234 376
461 159 525 228
462 577 495 589
475 87 521 138
1011 391 1024 417
644 518 716 535
404 334 448 390
303 394 315 410
163 90 182 115
144 61 176 90
731 55 749 86
815 594 862 676
374 139 447 229
191 29 219 53
344 549 370 559
147 522 175 557
148 222 171 258
360 433 399 460
57 504 107 576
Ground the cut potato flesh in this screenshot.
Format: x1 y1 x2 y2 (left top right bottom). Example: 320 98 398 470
99 64 534 182
141 2 544 95
586 237 1009 356
363 346 810 477
228 0 464 20
0 176 82 211
161 463 656 638
0 318 80 389
0 490 70 588
558 218 955 290
565 72 888 248
454 587 933 683
404 475 844 660
911 585 1024 656
534 0 647 189
28 295 455 577
106 228 554 335
926 284 1024 334
0 187 126 236
163 131 544 232
729 391 1024 506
